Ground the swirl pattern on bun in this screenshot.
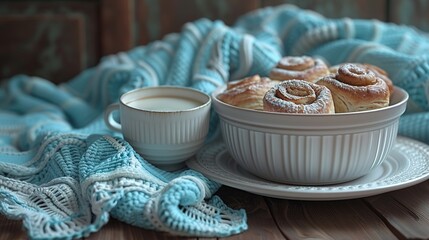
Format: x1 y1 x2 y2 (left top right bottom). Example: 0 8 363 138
318 63 390 113
269 56 330 83
329 63 394 94
217 75 278 110
263 79 335 114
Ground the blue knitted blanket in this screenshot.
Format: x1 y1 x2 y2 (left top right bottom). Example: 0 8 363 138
1 4 429 239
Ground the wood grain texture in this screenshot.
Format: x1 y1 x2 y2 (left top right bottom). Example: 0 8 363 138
0 14 84 83
216 186 286 240
388 0 429 32
2 0 428 83
0 215 27 240
266 198 398 240
100 0 133 56
134 0 260 45
365 181 429 239
262 0 387 20
84 218 197 240
3 183 429 239
0 1 99 83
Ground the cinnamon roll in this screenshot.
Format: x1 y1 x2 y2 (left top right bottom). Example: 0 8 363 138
263 80 335 114
269 56 330 83
217 75 278 110
329 63 394 94
318 63 390 113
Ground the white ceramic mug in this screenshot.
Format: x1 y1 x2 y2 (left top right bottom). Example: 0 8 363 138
104 86 211 170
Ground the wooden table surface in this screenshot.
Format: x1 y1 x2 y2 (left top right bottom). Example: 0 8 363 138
2 180 429 240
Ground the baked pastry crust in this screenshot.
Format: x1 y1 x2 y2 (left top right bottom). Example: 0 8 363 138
329 63 394 94
318 63 390 113
217 75 278 110
269 56 330 83
263 79 335 114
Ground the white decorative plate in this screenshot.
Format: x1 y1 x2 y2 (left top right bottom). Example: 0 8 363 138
186 136 429 200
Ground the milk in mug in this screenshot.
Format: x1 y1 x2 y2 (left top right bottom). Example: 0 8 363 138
127 96 202 111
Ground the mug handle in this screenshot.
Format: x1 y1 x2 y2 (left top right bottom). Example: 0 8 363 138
104 103 122 132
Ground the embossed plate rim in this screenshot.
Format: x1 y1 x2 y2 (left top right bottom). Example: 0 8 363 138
186 136 429 200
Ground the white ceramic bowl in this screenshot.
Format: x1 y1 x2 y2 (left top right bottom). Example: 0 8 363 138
212 86 409 185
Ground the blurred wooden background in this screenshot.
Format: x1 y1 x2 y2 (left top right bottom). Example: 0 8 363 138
0 0 428 84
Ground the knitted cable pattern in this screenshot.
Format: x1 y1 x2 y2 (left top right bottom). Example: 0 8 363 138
1 4 429 239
